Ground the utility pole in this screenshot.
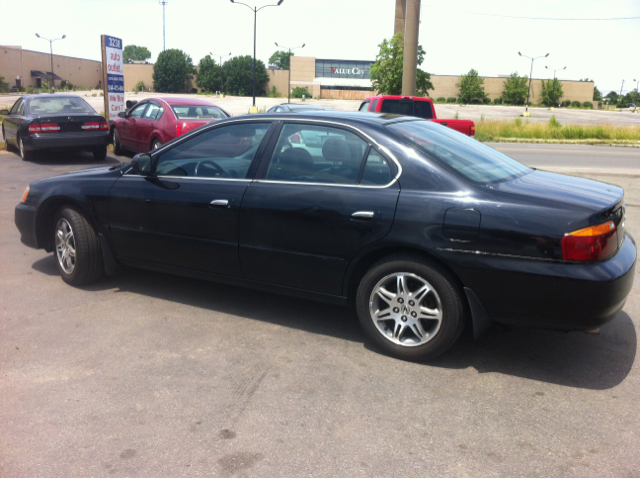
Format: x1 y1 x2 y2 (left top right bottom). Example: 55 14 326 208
519 51 549 114
545 65 565 107
211 52 232 94
401 0 420 96
619 79 625 97
35 33 66 93
159 0 168 51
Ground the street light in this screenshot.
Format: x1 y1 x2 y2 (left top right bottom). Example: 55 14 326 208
35 33 66 93
159 1 168 51
545 65 566 107
274 42 304 103
518 51 549 113
230 0 284 108
210 52 232 94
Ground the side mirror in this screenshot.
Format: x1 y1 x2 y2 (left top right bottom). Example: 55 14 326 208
125 100 138 109
131 153 152 175
118 111 126 118
0 109 9 115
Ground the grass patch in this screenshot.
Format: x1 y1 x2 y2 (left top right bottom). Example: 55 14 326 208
475 118 640 142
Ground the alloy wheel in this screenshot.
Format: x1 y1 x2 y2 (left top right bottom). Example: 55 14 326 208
55 218 76 275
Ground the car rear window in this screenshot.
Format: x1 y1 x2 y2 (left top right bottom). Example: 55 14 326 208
28 97 94 115
386 120 531 184
379 99 433 119
171 105 228 120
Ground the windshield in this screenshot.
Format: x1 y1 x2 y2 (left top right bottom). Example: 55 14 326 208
171 105 228 120
386 120 531 183
28 97 95 115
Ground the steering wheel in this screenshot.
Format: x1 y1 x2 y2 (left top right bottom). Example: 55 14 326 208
195 160 228 177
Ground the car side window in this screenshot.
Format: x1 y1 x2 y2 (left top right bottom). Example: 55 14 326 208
276 107 284 112
10 98 23 115
265 123 368 185
361 148 392 186
155 123 271 179
129 103 147 119
371 99 378 112
359 101 370 112
144 102 163 120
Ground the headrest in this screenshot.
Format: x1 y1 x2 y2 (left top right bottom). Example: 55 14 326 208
322 138 351 163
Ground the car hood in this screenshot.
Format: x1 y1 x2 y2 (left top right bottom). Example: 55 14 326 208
492 170 623 211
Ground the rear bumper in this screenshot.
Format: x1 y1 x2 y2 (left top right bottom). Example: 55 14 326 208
442 233 636 330
15 202 39 249
22 131 110 151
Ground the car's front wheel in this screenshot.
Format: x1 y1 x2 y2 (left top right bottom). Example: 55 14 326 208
112 128 124 155
356 254 466 361
53 207 104 286
152 138 162 150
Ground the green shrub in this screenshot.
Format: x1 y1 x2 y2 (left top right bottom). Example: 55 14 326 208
134 81 145 92
482 97 491 104
549 115 562 128
190 88 198 94
583 101 593 109
571 101 582 108
59 80 74 90
616 103 628 108
436 97 446 103
0 76 9 93
267 85 281 98
446 97 457 103
561 100 571 107
291 86 312 99
493 98 502 105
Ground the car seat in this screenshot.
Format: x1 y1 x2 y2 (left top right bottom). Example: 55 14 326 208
268 148 315 181
313 138 361 184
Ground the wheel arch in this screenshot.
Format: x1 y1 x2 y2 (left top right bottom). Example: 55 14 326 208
35 196 99 253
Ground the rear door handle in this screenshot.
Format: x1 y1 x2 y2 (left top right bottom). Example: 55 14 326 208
210 199 230 207
351 211 375 219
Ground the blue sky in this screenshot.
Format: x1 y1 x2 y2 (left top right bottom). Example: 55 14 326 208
1 0 638 94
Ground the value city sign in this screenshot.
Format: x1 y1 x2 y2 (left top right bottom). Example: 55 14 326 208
330 66 366 76
101 35 125 122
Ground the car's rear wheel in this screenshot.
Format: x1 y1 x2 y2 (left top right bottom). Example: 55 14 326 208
53 207 104 286
2 127 13 151
152 138 162 150
18 135 33 161
112 128 124 155
356 254 466 361
93 146 107 160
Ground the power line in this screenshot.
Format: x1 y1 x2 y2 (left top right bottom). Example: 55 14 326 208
421 5 640 21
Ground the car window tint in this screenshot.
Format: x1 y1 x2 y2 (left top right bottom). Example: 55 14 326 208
28 97 93 115
361 148 392 186
10 99 23 115
359 101 370 112
413 100 433 119
386 120 531 183
380 100 413 116
265 123 367 185
144 102 162 120
371 99 378 112
155 123 271 179
171 105 228 119
129 103 147 119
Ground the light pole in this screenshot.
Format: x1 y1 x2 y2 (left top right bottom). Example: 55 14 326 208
230 0 284 109
35 33 66 93
545 65 566 107
274 42 304 103
519 51 549 113
210 52 232 94
159 1 168 51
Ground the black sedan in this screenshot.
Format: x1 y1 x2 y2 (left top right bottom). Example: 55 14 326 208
266 104 334 113
1 94 110 161
14 111 636 360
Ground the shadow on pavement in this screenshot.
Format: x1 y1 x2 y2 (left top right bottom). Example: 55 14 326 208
32 254 637 391
25 149 122 166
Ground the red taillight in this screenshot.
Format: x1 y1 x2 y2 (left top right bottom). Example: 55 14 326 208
82 122 101 130
100 121 109 130
176 122 188 136
28 124 40 133
471 125 476 136
562 220 617 262
29 123 60 133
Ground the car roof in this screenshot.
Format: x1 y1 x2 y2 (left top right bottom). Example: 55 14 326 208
152 97 221 106
235 110 423 126
21 94 86 100
278 104 333 110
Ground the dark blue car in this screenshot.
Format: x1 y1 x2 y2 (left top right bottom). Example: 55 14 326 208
14 111 636 360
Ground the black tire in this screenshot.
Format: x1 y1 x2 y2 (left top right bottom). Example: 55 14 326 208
151 138 162 150
356 254 466 361
2 127 12 152
18 135 33 161
112 128 124 155
53 207 104 286
93 145 107 160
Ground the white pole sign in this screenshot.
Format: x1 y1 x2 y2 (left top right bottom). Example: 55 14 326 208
101 35 124 122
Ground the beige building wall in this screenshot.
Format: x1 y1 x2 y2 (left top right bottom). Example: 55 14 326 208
1 46 102 89
266 69 290 97
123 63 154 91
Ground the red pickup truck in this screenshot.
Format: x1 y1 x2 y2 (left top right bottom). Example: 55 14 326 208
359 95 475 136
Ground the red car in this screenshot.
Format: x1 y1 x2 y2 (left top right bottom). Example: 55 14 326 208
110 97 231 154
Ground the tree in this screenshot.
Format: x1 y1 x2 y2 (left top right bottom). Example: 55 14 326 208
501 72 528 105
605 91 619 104
269 50 294 69
152 49 195 93
222 55 269 97
456 69 488 104
540 78 564 106
369 33 433 96
123 45 151 63
0 76 9 93
196 55 222 92
593 85 602 102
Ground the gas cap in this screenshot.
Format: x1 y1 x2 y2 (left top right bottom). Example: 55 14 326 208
443 208 481 241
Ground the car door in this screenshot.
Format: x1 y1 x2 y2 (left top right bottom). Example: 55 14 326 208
239 121 400 296
108 121 274 277
136 101 163 151
120 102 148 150
4 98 25 145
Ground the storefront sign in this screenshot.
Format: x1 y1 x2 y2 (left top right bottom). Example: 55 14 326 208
330 67 365 76
101 35 125 122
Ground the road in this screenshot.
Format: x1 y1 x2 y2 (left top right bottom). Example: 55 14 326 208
0 145 638 477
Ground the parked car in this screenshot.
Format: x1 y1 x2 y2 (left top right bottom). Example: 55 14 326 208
15 111 636 360
359 95 476 136
110 97 231 154
1 94 110 161
267 104 334 113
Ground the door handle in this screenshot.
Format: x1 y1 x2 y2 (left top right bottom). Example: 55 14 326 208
351 211 375 219
210 199 230 207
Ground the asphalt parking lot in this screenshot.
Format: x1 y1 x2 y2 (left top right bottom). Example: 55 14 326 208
1 146 639 477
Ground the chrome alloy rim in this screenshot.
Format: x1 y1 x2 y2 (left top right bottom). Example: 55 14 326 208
369 272 443 347
19 137 25 158
55 218 76 274
153 141 161 149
